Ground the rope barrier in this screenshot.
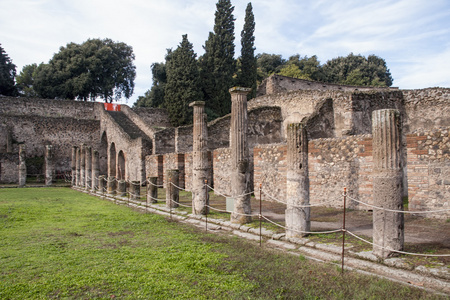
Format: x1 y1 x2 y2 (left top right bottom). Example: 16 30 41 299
260 189 342 208
146 178 164 188
170 181 191 192
347 195 450 214
205 184 254 199
260 215 343 235
346 230 450 257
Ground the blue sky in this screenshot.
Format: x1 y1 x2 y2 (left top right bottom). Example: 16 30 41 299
1 0 449 105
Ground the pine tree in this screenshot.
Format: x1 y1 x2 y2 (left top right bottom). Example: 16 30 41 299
237 2 256 99
0 44 17 96
200 0 236 118
164 35 203 127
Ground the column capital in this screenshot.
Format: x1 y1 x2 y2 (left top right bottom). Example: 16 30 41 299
229 86 251 94
189 101 205 107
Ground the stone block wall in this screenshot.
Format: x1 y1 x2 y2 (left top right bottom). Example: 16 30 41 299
145 154 164 186
163 153 185 189
406 128 450 218
0 153 18 183
212 148 232 197
153 128 175 154
175 126 193 153
403 88 450 133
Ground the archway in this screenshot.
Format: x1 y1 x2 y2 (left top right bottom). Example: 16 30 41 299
117 150 126 180
99 132 108 175
109 143 116 178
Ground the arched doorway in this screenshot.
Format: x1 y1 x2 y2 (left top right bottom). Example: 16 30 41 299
117 150 126 180
99 132 108 175
109 143 116 178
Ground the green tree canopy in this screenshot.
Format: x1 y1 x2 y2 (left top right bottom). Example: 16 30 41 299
322 53 393 86
33 38 136 102
200 0 236 118
164 35 203 127
16 63 38 97
256 53 285 82
236 2 257 99
134 62 167 108
0 44 17 96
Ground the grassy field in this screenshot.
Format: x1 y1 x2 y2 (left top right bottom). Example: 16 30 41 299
0 188 445 299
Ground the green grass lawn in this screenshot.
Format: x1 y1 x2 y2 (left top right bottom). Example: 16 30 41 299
0 188 445 299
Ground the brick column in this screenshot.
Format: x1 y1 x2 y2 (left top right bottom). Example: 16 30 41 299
71 146 77 186
230 87 252 224
147 177 158 203
92 150 99 191
18 144 26 187
44 145 53 186
372 109 404 258
285 122 310 238
117 180 126 197
130 181 141 200
166 169 179 209
189 101 209 215
85 146 92 190
80 144 86 188
75 147 81 187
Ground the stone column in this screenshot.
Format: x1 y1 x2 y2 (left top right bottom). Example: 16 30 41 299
98 175 106 193
285 123 310 238
75 147 81 187
80 144 86 188
18 144 26 187
130 181 141 200
166 169 179 209
107 176 116 195
85 146 92 190
229 87 252 224
189 101 209 215
71 146 77 186
44 145 53 186
117 180 126 197
92 150 99 192
372 109 404 258
147 177 158 203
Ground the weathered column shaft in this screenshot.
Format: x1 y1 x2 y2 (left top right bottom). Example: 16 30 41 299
285 123 310 238
44 145 53 186
107 176 116 195
92 150 99 191
190 101 209 215
372 109 404 258
85 146 92 190
147 177 158 203
130 181 141 200
98 175 106 193
230 87 252 224
18 144 26 187
80 145 86 188
166 169 179 209
75 147 81 186
117 180 126 197
71 146 77 186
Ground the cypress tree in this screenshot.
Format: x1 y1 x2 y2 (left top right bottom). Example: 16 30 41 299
0 44 17 96
237 2 256 99
201 0 236 118
164 35 203 127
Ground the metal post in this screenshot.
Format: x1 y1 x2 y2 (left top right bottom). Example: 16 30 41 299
259 183 262 247
341 187 347 274
205 180 208 232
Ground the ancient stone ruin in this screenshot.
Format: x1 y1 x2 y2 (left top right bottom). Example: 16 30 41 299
1 74 449 258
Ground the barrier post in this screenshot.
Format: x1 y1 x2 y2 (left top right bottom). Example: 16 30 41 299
341 187 347 274
259 183 262 247
205 180 208 232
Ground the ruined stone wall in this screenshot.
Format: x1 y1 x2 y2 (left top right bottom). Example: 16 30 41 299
254 136 374 209
402 88 450 133
207 115 231 150
212 148 232 196
0 96 99 120
153 128 175 154
145 154 163 185
256 74 395 97
406 128 450 218
1 115 99 176
131 107 172 128
163 153 185 189
0 153 18 183
175 126 194 153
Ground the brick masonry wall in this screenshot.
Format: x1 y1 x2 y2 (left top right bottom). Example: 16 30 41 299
406 128 450 218
163 153 185 189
